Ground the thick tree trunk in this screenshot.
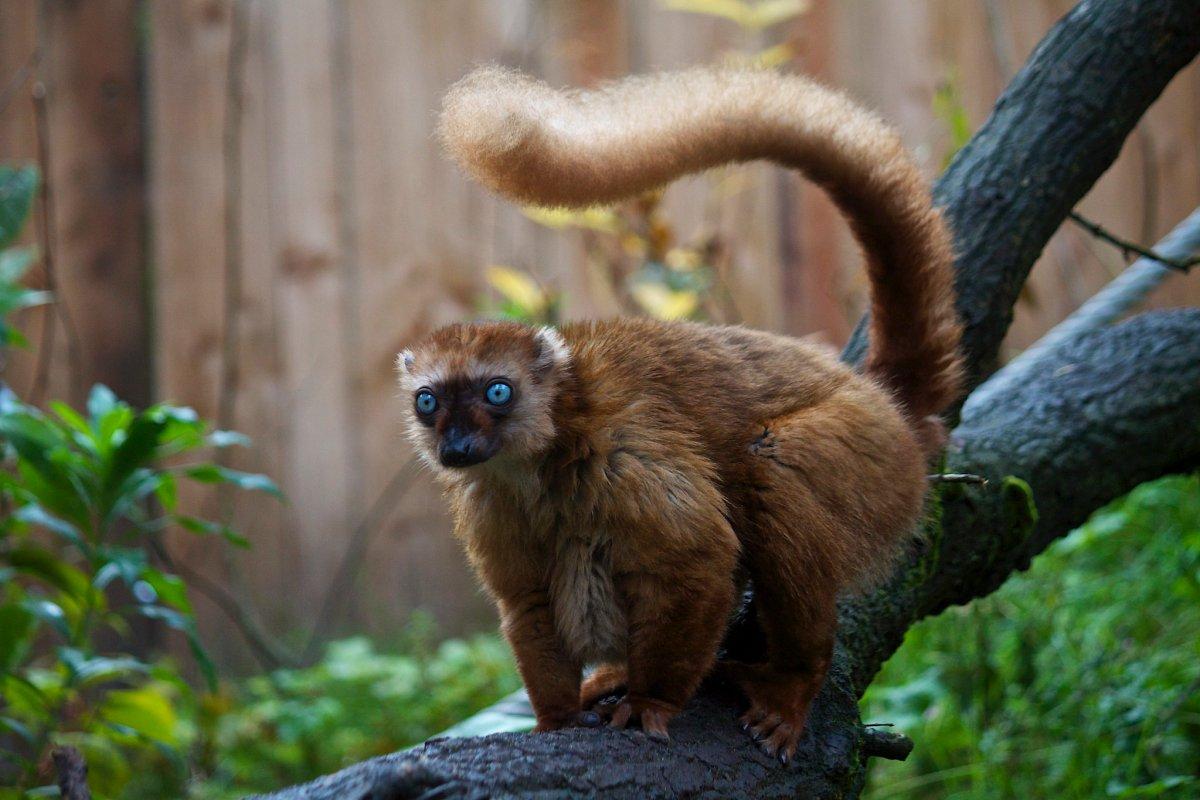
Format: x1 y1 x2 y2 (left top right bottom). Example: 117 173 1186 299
258 0 1200 797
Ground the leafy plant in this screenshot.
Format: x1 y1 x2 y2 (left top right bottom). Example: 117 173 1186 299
0 165 51 348
0 385 280 796
863 474 1200 800
0 159 282 796
190 619 520 799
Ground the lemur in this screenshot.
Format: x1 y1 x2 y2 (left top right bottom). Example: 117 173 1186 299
399 66 963 762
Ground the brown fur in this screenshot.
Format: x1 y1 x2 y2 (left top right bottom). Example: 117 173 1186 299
400 66 965 760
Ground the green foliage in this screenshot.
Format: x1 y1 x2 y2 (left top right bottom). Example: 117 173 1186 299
0 385 278 796
0 164 51 348
863 474 1200 800
189 620 521 799
933 72 972 169
0 165 38 250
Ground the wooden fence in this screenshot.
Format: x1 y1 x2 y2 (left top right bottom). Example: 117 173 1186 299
1 0 1197 671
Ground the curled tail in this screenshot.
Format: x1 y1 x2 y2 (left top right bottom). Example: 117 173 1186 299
439 66 963 448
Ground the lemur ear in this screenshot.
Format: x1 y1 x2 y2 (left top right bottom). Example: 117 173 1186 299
397 349 415 374
532 326 570 377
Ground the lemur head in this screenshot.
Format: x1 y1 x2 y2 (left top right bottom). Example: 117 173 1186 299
398 322 570 473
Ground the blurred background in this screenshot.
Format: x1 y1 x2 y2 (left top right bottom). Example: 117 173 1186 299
0 1 1196 798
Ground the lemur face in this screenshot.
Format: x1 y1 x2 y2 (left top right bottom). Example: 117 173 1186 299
398 322 569 474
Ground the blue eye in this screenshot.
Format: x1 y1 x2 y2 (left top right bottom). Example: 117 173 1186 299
415 390 437 415
485 381 513 406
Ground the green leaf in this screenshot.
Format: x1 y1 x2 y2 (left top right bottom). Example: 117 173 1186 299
94 546 147 589
0 715 33 744
104 467 165 527
1 673 49 718
20 597 69 639
98 686 179 746
173 514 250 548
0 604 35 672
105 413 168 496
49 400 91 438
13 503 84 547
184 464 283 498
7 546 90 600
0 244 34 282
155 470 178 511
137 605 216 689
141 568 192 613
57 647 149 688
86 384 119 426
208 429 251 448
0 165 38 249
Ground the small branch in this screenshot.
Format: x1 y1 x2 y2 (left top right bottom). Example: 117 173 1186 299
861 728 915 762
1068 211 1200 272
150 539 298 670
928 473 988 486
966 206 1200 417
302 464 417 664
0 48 39 115
50 746 91 800
28 77 84 407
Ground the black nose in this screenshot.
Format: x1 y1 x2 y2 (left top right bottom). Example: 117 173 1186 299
439 430 487 468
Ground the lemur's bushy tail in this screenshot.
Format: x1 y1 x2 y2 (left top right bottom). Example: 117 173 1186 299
439 67 963 445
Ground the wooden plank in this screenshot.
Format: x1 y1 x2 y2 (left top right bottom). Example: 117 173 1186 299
345 0 537 640
0 3 45 394
1 3 147 407
37 1 148 405
265 0 356 624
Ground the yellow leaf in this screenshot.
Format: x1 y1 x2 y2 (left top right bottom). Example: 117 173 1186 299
99 686 179 746
621 234 648 258
631 283 699 320
665 248 703 271
724 42 794 70
522 205 620 233
662 0 752 26
744 0 810 29
662 0 808 30
486 266 547 314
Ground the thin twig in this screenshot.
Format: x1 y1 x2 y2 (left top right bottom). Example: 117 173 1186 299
1068 211 1200 272
928 473 988 486
150 539 297 670
0 48 39 115
965 206 1200 417
302 464 417 664
28 78 84 406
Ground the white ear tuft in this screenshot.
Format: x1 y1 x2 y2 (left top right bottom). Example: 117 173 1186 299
533 326 570 373
397 350 415 373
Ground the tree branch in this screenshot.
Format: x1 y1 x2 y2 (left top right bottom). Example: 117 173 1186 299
1068 211 1200 272
842 0 1200 395
964 205 1200 415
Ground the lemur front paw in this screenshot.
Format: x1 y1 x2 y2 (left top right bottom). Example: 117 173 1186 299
607 695 679 740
